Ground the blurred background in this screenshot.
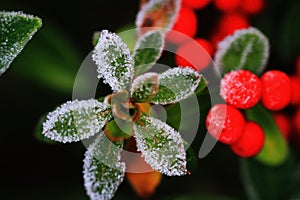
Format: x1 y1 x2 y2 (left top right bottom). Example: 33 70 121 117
1 0 299 199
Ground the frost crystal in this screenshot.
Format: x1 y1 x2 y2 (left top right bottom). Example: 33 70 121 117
92 30 134 92
131 72 159 102
152 67 201 105
42 99 112 143
83 132 125 200
0 11 42 75
214 27 270 75
134 115 187 176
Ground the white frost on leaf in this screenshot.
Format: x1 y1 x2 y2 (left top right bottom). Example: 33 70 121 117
134 115 187 176
42 99 112 143
92 30 134 92
214 27 270 75
131 72 159 102
83 132 125 200
152 67 201 105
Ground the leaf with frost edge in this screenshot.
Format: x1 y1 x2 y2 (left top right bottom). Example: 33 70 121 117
133 30 164 76
151 67 201 105
0 11 42 76
83 132 125 200
135 0 181 35
131 72 159 102
214 27 270 75
42 99 112 143
134 115 187 176
92 30 134 92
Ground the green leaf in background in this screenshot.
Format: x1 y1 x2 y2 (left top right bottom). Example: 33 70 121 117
131 72 158 102
0 11 41 76
133 30 164 77
240 155 298 200
245 104 289 166
215 27 269 75
152 68 201 105
93 30 134 92
42 99 112 143
134 115 187 176
83 132 125 200
117 24 136 51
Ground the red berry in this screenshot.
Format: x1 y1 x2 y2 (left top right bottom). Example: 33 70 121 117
240 0 265 15
214 0 241 12
176 38 213 71
290 76 300 106
182 0 211 10
231 121 265 157
206 104 246 144
166 7 198 44
273 113 291 140
220 70 261 109
218 13 250 36
261 70 292 111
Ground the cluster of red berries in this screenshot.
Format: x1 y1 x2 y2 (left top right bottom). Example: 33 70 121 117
166 0 265 71
206 69 292 157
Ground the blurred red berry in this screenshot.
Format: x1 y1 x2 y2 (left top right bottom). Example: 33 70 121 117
176 38 213 71
182 0 211 10
290 76 300 106
240 0 265 15
206 104 245 144
220 70 261 109
261 70 291 111
273 113 291 140
231 121 265 157
166 7 197 44
214 0 241 12
218 13 250 36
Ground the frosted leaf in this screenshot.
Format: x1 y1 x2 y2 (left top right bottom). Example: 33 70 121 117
0 11 42 76
83 132 125 200
92 30 134 92
215 27 270 75
136 0 181 36
133 30 164 76
131 72 159 102
152 67 201 105
134 115 187 176
42 99 112 143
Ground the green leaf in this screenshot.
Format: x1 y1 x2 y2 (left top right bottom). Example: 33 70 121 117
133 30 164 76
105 119 133 139
215 27 269 75
245 104 289 166
131 72 159 102
93 30 134 92
136 0 181 35
117 24 136 51
152 68 202 105
42 99 112 143
83 132 125 200
34 114 57 144
134 115 187 176
0 11 42 76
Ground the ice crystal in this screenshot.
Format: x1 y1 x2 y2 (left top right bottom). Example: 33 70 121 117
131 72 159 102
83 132 125 200
214 27 270 75
42 99 112 143
92 30 134 92
134 115 187 176
0 11 41 75
152 67 201 105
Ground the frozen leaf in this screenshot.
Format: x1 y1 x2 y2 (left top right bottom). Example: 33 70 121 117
134 115 187 176
215 27 269 75
0 11 42 76
152 68 201 105
42 99 112 143
105 119 133 139
136 0 181 35
133 30 164 76
83 132 125 200
92 30 134 92
131 72 159 102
